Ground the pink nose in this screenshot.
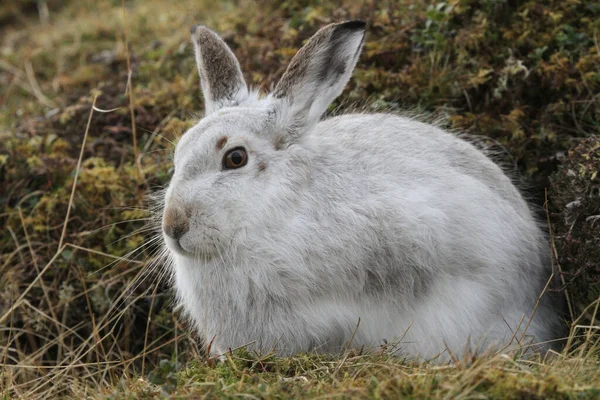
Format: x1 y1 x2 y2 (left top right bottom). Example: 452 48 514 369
163 203 190 240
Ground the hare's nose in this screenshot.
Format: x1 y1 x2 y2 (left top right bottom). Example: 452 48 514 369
163 203 190 241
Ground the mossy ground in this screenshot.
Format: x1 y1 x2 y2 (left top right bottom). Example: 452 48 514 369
0 0 598 398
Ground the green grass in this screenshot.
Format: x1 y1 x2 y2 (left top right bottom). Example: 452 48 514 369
111 350 600 399
0 0 598 398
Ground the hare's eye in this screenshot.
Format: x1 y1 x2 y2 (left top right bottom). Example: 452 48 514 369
223 147 248 170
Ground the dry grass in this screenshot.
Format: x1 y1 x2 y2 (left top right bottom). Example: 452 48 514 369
0 0 598 398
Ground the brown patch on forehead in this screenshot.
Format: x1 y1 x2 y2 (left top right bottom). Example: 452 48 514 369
216 136 228 150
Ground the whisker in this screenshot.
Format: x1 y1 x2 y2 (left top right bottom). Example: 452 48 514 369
91 235 164 275
85 218 153 235
123 245 170 299
104 225 160 248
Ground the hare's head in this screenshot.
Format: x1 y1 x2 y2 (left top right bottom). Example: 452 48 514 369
162 21 366 259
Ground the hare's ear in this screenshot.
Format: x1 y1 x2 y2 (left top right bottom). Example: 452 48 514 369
272 20 365 139
190 25 249 114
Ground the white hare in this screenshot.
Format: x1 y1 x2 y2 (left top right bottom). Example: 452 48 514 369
161 20 563 361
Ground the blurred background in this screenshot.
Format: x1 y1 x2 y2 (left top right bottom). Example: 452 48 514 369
0 0 598 397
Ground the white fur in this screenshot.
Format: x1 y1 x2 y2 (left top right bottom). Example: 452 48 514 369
161 22 563 361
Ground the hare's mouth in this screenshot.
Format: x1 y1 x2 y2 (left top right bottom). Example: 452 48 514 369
163 235 194 257
164 234 221 261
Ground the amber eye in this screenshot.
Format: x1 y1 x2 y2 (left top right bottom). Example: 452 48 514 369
223 147 248 169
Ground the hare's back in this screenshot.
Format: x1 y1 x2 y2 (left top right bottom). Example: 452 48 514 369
313 113 523 206
308 112 546 291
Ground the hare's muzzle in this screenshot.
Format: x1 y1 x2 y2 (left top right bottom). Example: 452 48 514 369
162 202 190 241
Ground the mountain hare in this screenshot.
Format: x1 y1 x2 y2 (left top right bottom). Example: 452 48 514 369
161 20 563 361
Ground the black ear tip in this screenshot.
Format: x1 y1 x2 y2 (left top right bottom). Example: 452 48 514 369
338 20 366 32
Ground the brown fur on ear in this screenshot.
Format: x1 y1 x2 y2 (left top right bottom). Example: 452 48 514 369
273 20 366 101
272 24 336 99
190 25 248 113
270 20 365 139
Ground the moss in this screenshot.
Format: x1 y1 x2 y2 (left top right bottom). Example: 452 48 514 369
550 138 600 322
103 349 600 399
